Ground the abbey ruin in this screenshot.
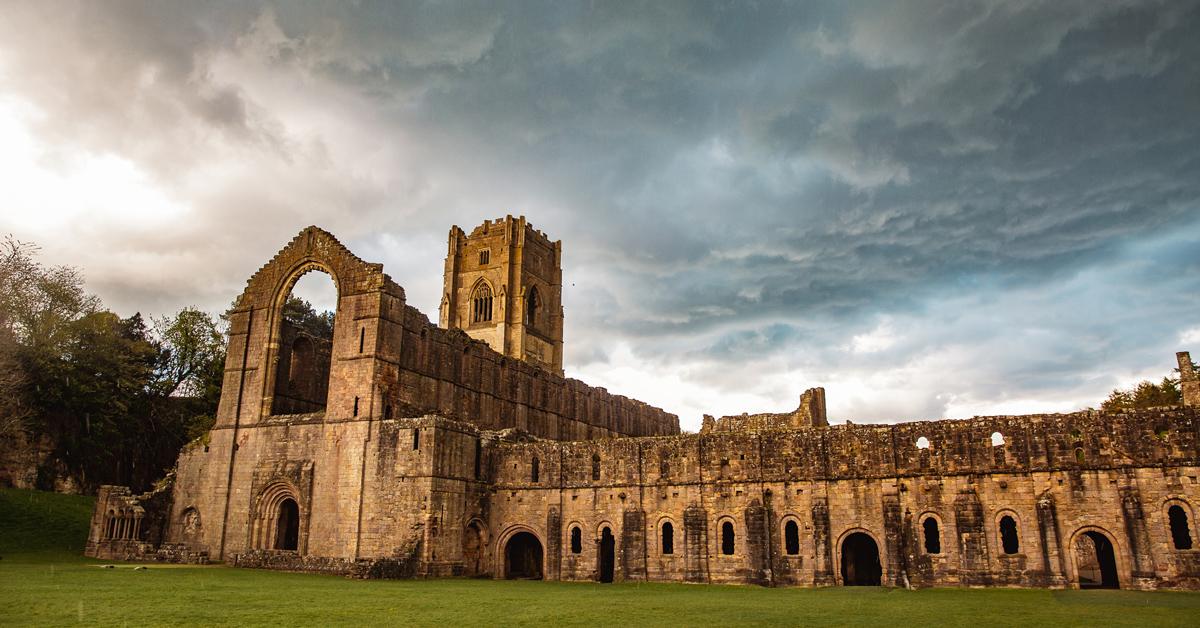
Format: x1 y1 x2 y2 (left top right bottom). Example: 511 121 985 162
86 219 1200 590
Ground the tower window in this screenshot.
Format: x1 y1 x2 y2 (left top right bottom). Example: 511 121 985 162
531 457 540 483
591 454 601 481
471 282 493 323
526 286 540 327
479 249 490 265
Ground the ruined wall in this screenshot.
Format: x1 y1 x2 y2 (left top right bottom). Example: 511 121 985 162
702 387 828 433
1180 352 1200 407
488 407 1200 590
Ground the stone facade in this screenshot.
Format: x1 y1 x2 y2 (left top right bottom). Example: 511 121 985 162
85 224 1200 591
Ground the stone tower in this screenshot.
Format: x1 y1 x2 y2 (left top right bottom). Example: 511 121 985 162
1179 351 1199 406
440 216 564 376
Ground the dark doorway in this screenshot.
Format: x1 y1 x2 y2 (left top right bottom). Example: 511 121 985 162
599 527 615 583
274 498 300 551
504 532 543 580
1077 531 1119 589
841 532 882 586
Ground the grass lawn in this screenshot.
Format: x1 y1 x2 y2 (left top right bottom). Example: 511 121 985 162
3 489 1200 627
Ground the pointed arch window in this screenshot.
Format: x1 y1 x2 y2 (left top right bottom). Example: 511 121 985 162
526 286 540 328
471 282 493 323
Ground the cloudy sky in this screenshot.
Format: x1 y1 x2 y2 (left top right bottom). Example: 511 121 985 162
2 1 1198 430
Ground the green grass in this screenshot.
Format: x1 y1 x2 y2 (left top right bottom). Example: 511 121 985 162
3 489 1200 627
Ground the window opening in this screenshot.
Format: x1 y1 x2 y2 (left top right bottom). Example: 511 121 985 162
923 517 941 554
592 454 601 481
570 527 582 554
471 282 493 323
526 286 539 327
662 522 674 555
1169 505 1193 550
1000 515 1019 554
721 521 735 555
531 457 540 483
784 520 800 556
413 428 420 450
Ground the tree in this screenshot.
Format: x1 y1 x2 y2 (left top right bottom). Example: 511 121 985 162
152 307 226 442
1100 359 1196 412
0 327 30 441
282 295 334 339
1 235 229 491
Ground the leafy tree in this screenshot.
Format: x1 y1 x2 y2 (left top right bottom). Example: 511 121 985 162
0 235 228 491
0 327 30 441
152 307 226 442
283 295 334 340
1100 359 1196 412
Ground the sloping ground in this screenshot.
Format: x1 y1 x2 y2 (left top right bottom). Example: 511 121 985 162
1 488 1199 627
0 488 94 559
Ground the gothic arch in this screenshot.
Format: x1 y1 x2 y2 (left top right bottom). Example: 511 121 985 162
222 226 396 423
470 279 494 323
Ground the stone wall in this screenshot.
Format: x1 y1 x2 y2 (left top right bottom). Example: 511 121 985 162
486 407 1200 589
702 387 828 433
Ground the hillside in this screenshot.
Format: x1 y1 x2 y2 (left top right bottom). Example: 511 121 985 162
0 488 94 559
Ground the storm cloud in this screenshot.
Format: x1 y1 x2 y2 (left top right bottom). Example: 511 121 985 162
1 1 1197 428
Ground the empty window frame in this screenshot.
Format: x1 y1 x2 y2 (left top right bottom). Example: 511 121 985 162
721 521 735 556
999 515 1020 554
923 517 942 554
784 520 800 556
1169 504 1193 550
661 522 674 555
570 526 582 554
471 282 493 323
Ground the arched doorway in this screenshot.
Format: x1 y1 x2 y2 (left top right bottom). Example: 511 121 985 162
841 532 882 586
504 531 543 580
1075 531 1119 589
598 527 615 583
274 498 300 550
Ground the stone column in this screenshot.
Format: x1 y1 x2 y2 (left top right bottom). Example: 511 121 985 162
1178 352 1199 406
